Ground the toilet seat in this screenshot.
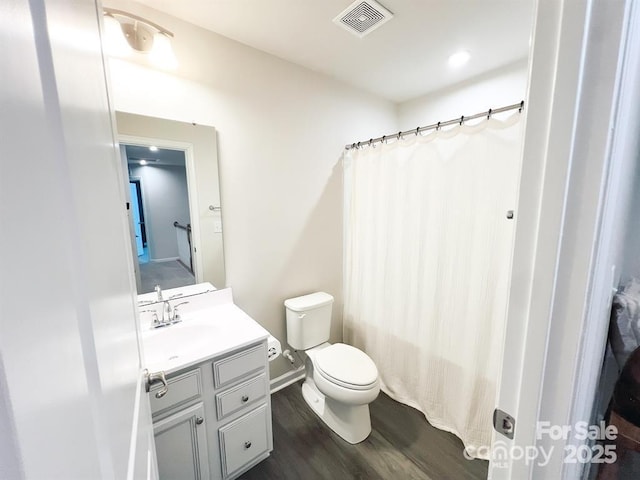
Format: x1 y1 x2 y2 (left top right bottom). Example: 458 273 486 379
314 343 378 391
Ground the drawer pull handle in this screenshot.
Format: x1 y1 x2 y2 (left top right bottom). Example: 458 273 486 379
241 395 249 403
244 441 252 449
196 417 204 425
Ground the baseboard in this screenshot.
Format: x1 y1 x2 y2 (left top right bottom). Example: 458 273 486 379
270 367 305 394
150 257 179 263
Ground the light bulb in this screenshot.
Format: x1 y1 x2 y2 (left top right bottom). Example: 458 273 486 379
103 15 132 57
448 50 471 68
149 32 177 69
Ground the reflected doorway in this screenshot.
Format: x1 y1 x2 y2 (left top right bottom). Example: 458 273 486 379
124 144 195 293
129 179 146 258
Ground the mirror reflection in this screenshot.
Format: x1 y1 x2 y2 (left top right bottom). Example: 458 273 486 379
124 144 195 293
115 112 226 294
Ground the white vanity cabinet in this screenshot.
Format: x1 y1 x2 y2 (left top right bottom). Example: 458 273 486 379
150 341 272 480
154 402 210 480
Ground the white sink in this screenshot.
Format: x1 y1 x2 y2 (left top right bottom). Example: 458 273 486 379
143 322 218 366
139 288 270 374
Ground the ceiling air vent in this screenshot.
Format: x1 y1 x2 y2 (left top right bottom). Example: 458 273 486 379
333 0 393 38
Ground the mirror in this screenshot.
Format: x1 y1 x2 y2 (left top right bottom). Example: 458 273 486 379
115 112 226 294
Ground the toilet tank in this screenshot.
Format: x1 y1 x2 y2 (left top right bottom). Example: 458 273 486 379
285 292 334 350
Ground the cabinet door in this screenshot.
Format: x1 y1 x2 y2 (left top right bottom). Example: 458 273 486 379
153 403 210 480
219 404 270 478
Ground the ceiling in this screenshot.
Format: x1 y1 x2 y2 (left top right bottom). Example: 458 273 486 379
133 0 534 103
125 145 186 166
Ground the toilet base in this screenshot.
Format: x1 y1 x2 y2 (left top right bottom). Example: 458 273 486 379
301 378 372 444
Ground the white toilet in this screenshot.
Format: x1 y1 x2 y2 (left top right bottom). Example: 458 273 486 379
285 292 380 444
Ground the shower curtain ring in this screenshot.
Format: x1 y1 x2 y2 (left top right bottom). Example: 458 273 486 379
397 131 402 140
459 115 464 126
369 138 373 147
436 122 441 131
357 141 361 149
487 108 492 119
382 135 386 144
415 127 420 136
519 100 524 112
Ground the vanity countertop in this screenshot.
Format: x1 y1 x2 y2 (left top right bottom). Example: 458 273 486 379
140 287 269 375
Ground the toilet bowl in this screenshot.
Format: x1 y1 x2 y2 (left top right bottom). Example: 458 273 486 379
302 343 380 444
284 293 380 444
312 343 379 405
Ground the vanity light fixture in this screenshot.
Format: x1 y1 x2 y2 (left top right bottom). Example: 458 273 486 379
448 50 471 68
103 8 177 69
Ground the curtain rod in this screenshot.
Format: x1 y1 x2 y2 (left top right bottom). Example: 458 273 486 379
345 100 525 150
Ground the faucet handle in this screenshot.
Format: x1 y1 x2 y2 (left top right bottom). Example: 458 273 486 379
172 301 190 322
141 309 160 326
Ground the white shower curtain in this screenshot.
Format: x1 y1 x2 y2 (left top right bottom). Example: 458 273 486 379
343 112 523 458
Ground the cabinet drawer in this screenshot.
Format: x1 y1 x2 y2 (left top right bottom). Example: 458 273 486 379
151 368 202 416
219 404 270 478
216 373 267 420
213 344 265 388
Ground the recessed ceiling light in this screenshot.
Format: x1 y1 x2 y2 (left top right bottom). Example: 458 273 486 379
448 50 470 68
139 159 148 165
149 146 158 152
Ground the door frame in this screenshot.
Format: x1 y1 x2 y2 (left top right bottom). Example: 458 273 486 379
119 135 203 283
1 0 157 477
490 0 639 478
129 178 146 256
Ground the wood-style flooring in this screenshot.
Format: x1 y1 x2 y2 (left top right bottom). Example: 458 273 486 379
240 382 488 480
139 259 195 294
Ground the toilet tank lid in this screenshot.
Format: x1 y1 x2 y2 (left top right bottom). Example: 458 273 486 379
284 292 334 312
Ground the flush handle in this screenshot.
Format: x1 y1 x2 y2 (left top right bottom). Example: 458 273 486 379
298 313 306 319
244 441 252 449
241 395 249 403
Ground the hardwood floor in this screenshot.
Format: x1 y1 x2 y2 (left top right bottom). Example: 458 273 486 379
138 259 195 294
240 383 488 480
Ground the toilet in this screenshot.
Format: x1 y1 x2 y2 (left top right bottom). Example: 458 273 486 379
285 292 380 444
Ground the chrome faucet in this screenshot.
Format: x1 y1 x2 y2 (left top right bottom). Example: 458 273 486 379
155 300 189 327
154 284 163 302
162 301 173 324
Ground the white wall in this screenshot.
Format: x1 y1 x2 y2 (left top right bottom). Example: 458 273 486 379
397 60 529 129
104 0 397 378
130 163 190 261
1 0 145 477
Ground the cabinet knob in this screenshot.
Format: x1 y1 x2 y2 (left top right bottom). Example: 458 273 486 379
244 441 252 449
241 395 249 403
196 417 204 425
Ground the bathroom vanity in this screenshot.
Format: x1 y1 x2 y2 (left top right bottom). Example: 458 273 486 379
140 286 272 479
